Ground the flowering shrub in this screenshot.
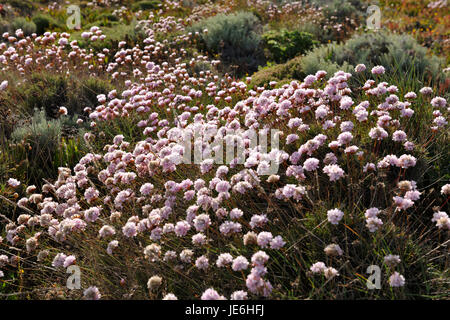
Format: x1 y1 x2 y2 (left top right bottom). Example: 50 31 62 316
32 14 63 35
249 56 303 88
7 109 85 186
313 0 367 41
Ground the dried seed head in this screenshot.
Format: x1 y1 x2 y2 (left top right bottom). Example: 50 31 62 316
147 275 162 291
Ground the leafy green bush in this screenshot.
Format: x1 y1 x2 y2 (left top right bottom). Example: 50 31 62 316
10 18 36 36
32 15 50 35
300 44 352 77
93 12 121 27
67 77 113 113
0 18 9 34
189 11 265 76
262 29 317 63
131 0 162 11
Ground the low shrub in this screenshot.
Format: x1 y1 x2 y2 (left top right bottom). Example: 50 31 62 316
251 30 445 89
301 31 444 83
10 17 37 36
8 109 85 186
189 11 265 76
20 73 68 118
262 29 317 63
93 12 121 27
11 109 62 147
32 14 64 35
294 22 324 42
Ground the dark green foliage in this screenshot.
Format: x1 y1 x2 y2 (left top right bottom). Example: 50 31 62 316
32 15 50 35
32 14 63 35
189 11 265 76
262 29 317 63
94 12 120 27
8 109 86 186
98 13 120 22
131 0 162 11
0 19 9 34
21 73 68 118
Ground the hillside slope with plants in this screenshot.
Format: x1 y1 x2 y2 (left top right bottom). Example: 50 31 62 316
0 0 448 300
